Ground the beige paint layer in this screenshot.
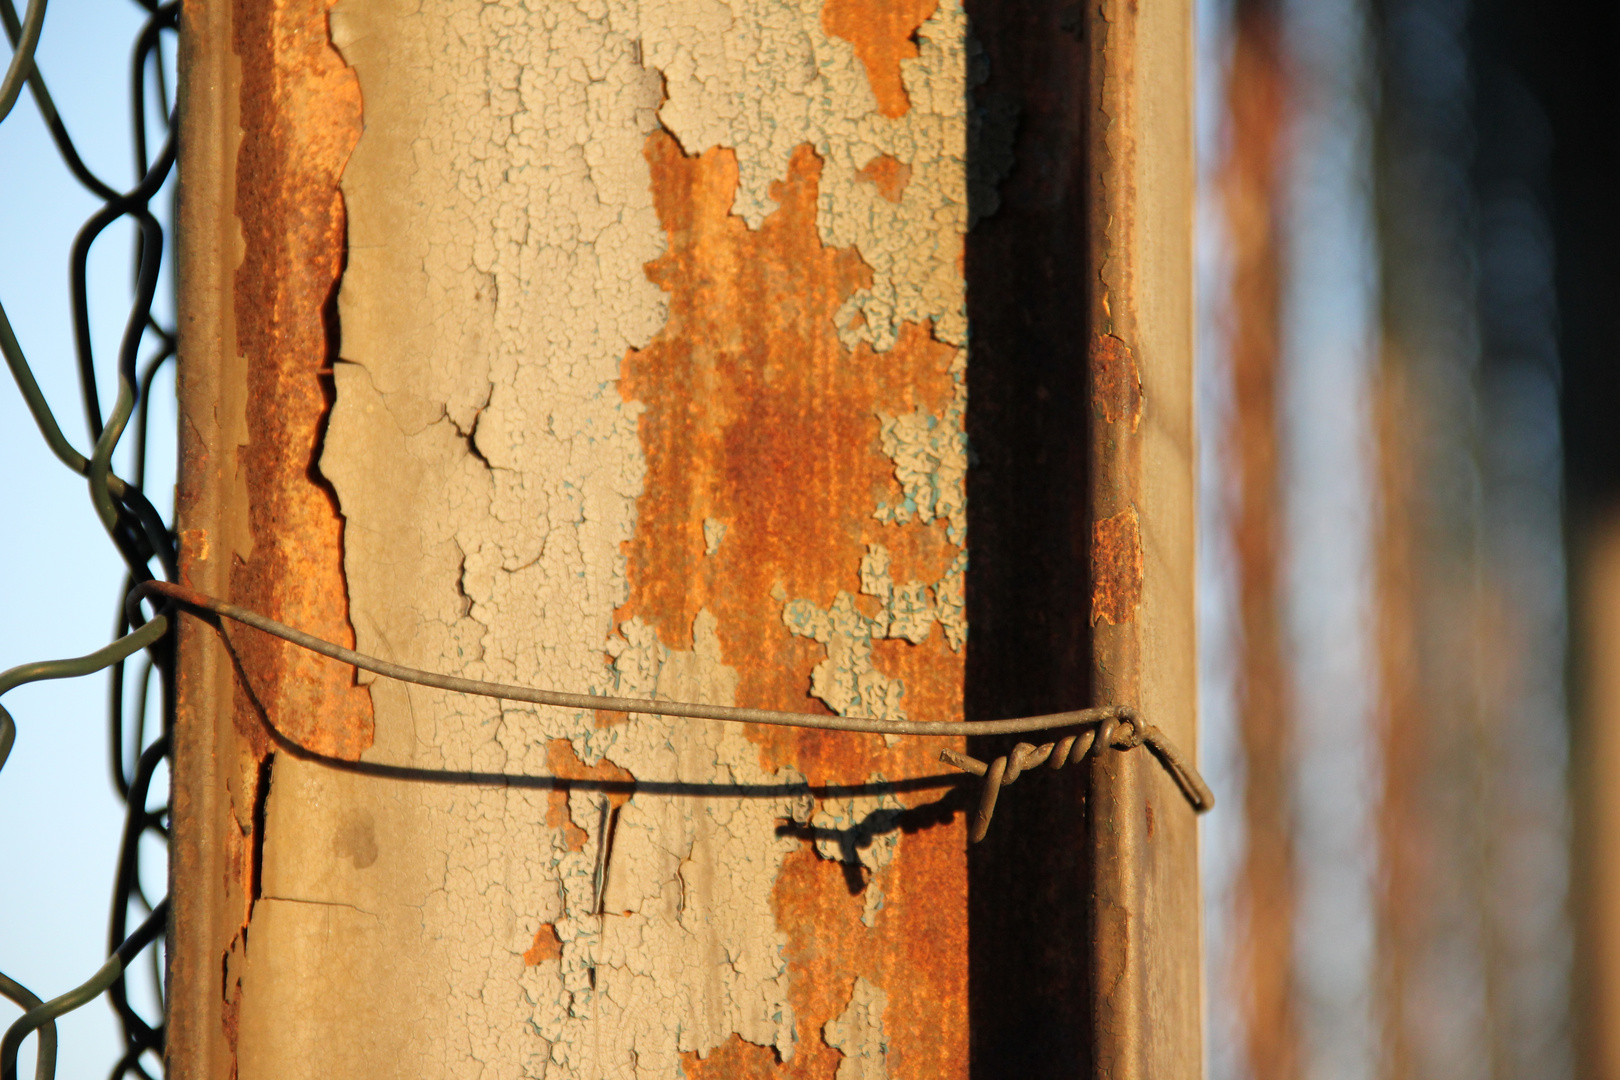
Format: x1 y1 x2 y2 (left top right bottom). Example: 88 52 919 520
230 0 972 1076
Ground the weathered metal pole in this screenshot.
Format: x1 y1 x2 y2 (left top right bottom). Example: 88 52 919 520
172 0 1201 1074
1086 0 1201 1077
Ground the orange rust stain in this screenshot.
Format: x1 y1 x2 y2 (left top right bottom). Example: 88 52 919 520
544 738 636 852
217 2 370 1070
684 825 968 1080
821 0 940 119
231 0 372 762
855 154 913 203
624 131 966 1080
594 708 629 728
220 992 240 1062
1092 506 1144 626
523 924 563 966
1091 332 1142 433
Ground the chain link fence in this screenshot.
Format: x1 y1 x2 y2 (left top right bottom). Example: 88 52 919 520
1 0 178 1076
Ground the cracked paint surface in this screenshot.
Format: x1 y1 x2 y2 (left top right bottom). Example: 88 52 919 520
823 977 891 1080
230 0 975 1074
645 0 974 353
624 128 967 1080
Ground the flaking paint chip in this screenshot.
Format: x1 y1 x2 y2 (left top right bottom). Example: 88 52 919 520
703 518 728 556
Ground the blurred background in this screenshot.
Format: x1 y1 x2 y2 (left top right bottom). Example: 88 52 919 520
1 0 1617 1077
1197 0 1619 1079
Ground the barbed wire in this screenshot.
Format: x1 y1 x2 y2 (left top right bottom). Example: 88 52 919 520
1 0 178 1075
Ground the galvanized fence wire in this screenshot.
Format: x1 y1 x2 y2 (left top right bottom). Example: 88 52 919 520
0 0 179 1076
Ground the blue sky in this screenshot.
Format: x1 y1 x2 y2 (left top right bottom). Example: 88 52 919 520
1 1 176 1076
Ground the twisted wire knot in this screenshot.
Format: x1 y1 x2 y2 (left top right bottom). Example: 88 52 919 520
124 581 1215 851
940 708 1212 842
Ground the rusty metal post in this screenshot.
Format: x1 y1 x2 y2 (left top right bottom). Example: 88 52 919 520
172 0 373 1072
1086 0 1201 1077
172 0 1201 1074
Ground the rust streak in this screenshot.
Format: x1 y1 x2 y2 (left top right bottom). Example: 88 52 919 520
625 130 967 1080
231 0 371 763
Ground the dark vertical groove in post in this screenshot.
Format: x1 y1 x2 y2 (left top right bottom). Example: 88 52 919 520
962 0 1092 1073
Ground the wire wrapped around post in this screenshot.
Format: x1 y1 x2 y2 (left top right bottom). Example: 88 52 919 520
132 580 1213 841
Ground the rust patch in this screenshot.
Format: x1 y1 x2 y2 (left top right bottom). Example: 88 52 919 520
231 0 372 762
544 739 635 853
821 0 940 119
624 131 967 1079
1092 506 1143 626
684 828 968 1080
219 992 239 1061
218 6 370 1069
855 154 913 203
1091 332 1142 433
523 924 563 966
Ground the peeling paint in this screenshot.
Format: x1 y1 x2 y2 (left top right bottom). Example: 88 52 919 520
871 341 967 546
543 739 634 852
642 0 973 352
810 785 904 927
532 608 803 1073
232 0 975 1072
623 132 967 1080
780 542 963 744
824 977 891 1080
784 589 910 735
703 518 729 556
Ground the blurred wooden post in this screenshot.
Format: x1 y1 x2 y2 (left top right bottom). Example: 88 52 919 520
1221 2 1300 1076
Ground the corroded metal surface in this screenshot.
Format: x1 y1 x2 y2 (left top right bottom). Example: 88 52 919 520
173 0 367 1073
623 132 969 1080
173 0 1198 1074
1085 0 1201 1076
229 0 371 762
